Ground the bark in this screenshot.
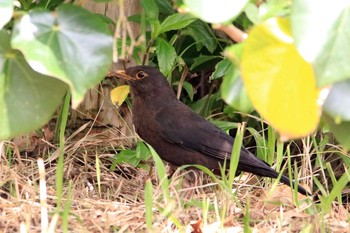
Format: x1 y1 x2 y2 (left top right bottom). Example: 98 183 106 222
68 0 141 147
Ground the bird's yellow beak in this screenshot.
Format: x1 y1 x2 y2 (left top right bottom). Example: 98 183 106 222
115 70 133 80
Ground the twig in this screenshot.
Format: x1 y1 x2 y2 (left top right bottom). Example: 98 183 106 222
176 66 188 100
213 24 248 43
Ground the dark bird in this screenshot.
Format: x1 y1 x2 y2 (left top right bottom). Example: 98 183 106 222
116 65 312 197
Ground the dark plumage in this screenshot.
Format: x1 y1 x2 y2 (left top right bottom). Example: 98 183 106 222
116 65 311 197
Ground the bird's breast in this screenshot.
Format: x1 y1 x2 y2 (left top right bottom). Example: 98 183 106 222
131 101 160 140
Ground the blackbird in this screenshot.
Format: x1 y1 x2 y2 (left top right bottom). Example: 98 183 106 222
116 65 311 197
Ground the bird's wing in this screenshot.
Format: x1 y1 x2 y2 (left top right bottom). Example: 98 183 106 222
154 102 312 198
156 106 235 161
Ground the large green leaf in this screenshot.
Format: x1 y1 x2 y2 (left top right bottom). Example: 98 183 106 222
142 0 159 19
140 0 160 40
221 65 252 113
182 0 248 23
156 13 196 36
11 4 113 108
0 0 13 29
181 20 218 53
291 0 350 87
323 80 350 121
155 0 174 15
156 38 177 77
0 30 67 140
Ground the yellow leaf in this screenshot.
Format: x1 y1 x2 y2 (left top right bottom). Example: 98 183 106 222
110 85 130 106
240 18 320 140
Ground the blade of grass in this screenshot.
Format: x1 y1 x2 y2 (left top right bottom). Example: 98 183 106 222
56 91 70 209
313 176 327 196
264 143 289 200
228 123 245 188
267 126 275 165
145 179 153 231
286 145 303 204
266 162 287 198
246 127 266 160
147 144 170 203
62 180 73 233
148 142 183 231
323 169 350 212
244 195 251 233
219 196 227 229
293 162 300 206
286 144 299 200
202 197 210 227
6 145 12 167
275 141 284 172
325 162 341 204
259 119 268 161
95 152 101 194
183 164 230 192
183 164 241 208
38 158 48 232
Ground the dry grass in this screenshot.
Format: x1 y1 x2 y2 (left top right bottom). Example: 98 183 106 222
1 130 350 233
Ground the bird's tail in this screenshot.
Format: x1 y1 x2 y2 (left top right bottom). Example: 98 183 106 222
237 147 312 197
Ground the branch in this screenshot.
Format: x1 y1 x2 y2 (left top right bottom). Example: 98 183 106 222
213 24 248 43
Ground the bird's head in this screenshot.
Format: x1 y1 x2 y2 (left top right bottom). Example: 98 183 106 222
116 66 176 99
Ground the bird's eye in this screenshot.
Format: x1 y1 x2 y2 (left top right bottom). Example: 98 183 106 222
136 71 147 79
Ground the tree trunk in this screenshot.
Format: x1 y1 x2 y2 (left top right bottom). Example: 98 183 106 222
12 1 141 152
68 0 141 148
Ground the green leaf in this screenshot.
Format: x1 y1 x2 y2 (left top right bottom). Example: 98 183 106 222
157 13 196 36
136 141 151 161
156 38 177 77
182 0 248 23
224 43 244 66
190 93 220 117
11 4 113 108
244 2 259 24
323 80 350 121
181 20 218 53
181 81 194 101
112 150 140 167
111 142 150 169
173 81 194 101
210 120 239 131
210 58 231 80
155 0 174 15
291 0 350 87
0 30 68 140
190 55 218 70
324 114 350 149
142 0 159 19
221 65 252 113
0 0 13 29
